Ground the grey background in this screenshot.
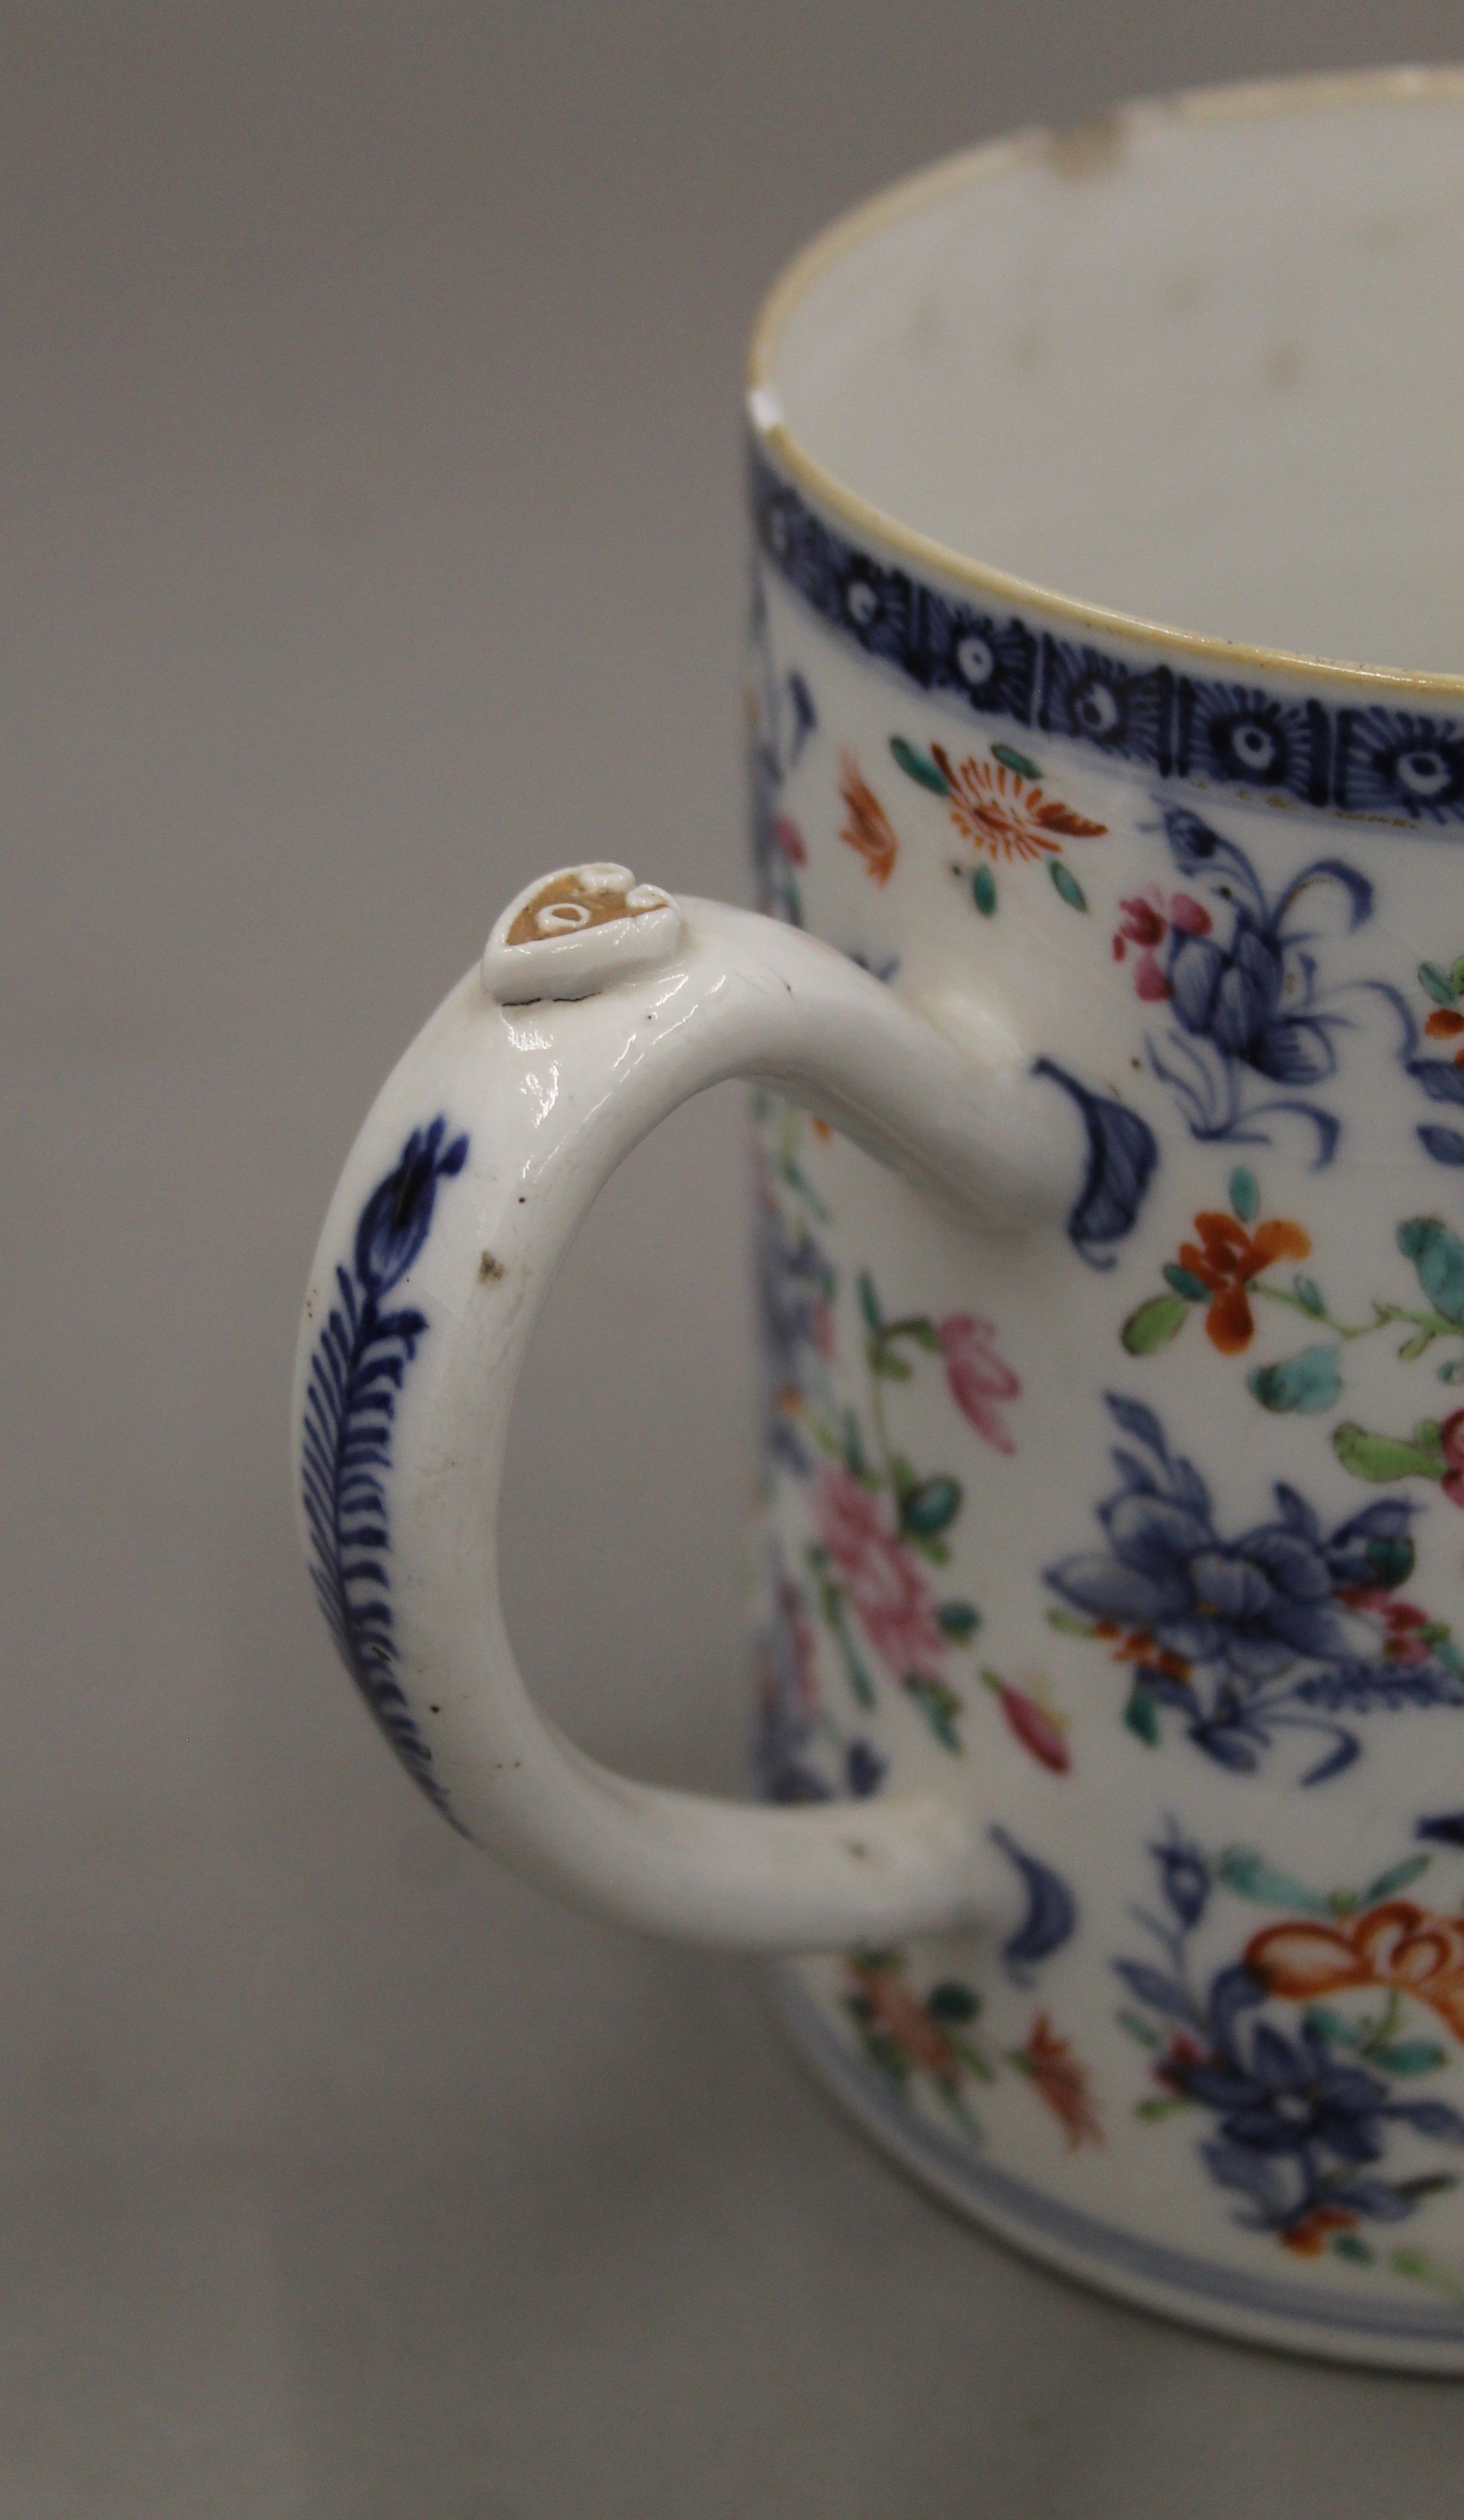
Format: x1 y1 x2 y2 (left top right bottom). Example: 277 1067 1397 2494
7 6 1464 2512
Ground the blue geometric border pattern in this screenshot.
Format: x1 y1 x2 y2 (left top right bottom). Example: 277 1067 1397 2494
750 444 1464 826
771 1967 1464 2350
300 1115 469 1829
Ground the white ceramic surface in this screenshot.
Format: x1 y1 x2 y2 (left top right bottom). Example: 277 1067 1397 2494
297 71 1464 2366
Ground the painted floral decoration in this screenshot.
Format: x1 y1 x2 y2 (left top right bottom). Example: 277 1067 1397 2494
837 753 900 886
1118 1829 1464 2278
1013 2011 1103 2148
843 1845 1092 2144
1124 1165 1310 1358
748 565 816 927
1047 1394 1464 1781
754 1546 885 1807
752 1104 1062 1767
1112 885 1213 1000
1133 805 1388 1164
936 1314 1020 1453
889 732 1103 914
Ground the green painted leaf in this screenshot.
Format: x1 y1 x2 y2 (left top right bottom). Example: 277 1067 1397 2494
1332 2234 1374 2265
926 1980 978 2023
903 1319 941 1351
1247 1344 1343 1415
889 734 951 795
1419 960 1457 1007
991 741 1042 779
1047 857 1088 911
935 1600 981 1641
902 1672 963 1751
1302 2004 1363 2048
1219 1846 1335 1917
1365 1855 1432 1901
1397 1216 1464 1325
1116 2009 1161 2051
1229 1164 1260 1223
1047 1609 1095 1637
900 1475 962 1538
1293 1274 1327 1317
1122 1292 1193 1355
1437 1355 1464 1384
870 1348 913 1380
1124 1682 1160 1745
1333 1420 1446 1484
1376 2040 1448 2076
1399 1328 1436 1361
1364 1530 1416 1590
1451 957 1464 995
1162 1264 1208 1301
972 864 998 916
823 1590 877 1709
857 1271 883 1331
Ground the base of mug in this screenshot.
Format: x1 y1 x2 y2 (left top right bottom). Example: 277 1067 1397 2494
767 1960 1464 2374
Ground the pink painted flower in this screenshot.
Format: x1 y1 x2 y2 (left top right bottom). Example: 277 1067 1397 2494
936 1315 1019 1454
1443 1412 1464 1509
773 813 806 865
981 1670 1070 1771
1112 888 1211 1003
814 1464 944 1678
1337 1587 1440 1663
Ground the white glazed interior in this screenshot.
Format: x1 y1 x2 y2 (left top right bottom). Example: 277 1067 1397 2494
760 73 1464 675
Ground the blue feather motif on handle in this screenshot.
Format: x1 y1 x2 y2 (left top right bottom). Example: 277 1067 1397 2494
300 1117 469 1822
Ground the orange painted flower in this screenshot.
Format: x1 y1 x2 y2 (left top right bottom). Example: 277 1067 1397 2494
1177 1210 1311 1353
1280 2204 1360 2256
1246 1899 1464 2043
1425 1006 1464 1066
1013 2012 1102 2147
837 754 899 885
1094 1619 1193 1686
847 1955 965 2089
931 745 1106 864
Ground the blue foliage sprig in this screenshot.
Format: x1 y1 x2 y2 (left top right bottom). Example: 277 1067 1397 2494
300 1117 469 1821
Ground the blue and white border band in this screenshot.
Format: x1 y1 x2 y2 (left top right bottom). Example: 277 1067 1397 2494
750 444 1464 828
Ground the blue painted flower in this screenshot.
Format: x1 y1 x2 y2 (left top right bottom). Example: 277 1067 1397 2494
353 1116 469 1298
1047 1397 1449 1780
1117 1838 1464 2251
1050 1398 1360 1688
1171 1966 1464 2239
1139 806 1383 1164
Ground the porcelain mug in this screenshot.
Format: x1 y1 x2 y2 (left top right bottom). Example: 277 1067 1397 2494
295 70 1464 2367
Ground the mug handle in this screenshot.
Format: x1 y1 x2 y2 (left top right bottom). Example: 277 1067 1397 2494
294 862 1080 1949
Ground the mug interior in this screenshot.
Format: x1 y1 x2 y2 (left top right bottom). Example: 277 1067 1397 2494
758 73 1464 676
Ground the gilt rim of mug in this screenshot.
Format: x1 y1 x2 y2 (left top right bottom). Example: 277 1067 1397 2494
748 63 1464 706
